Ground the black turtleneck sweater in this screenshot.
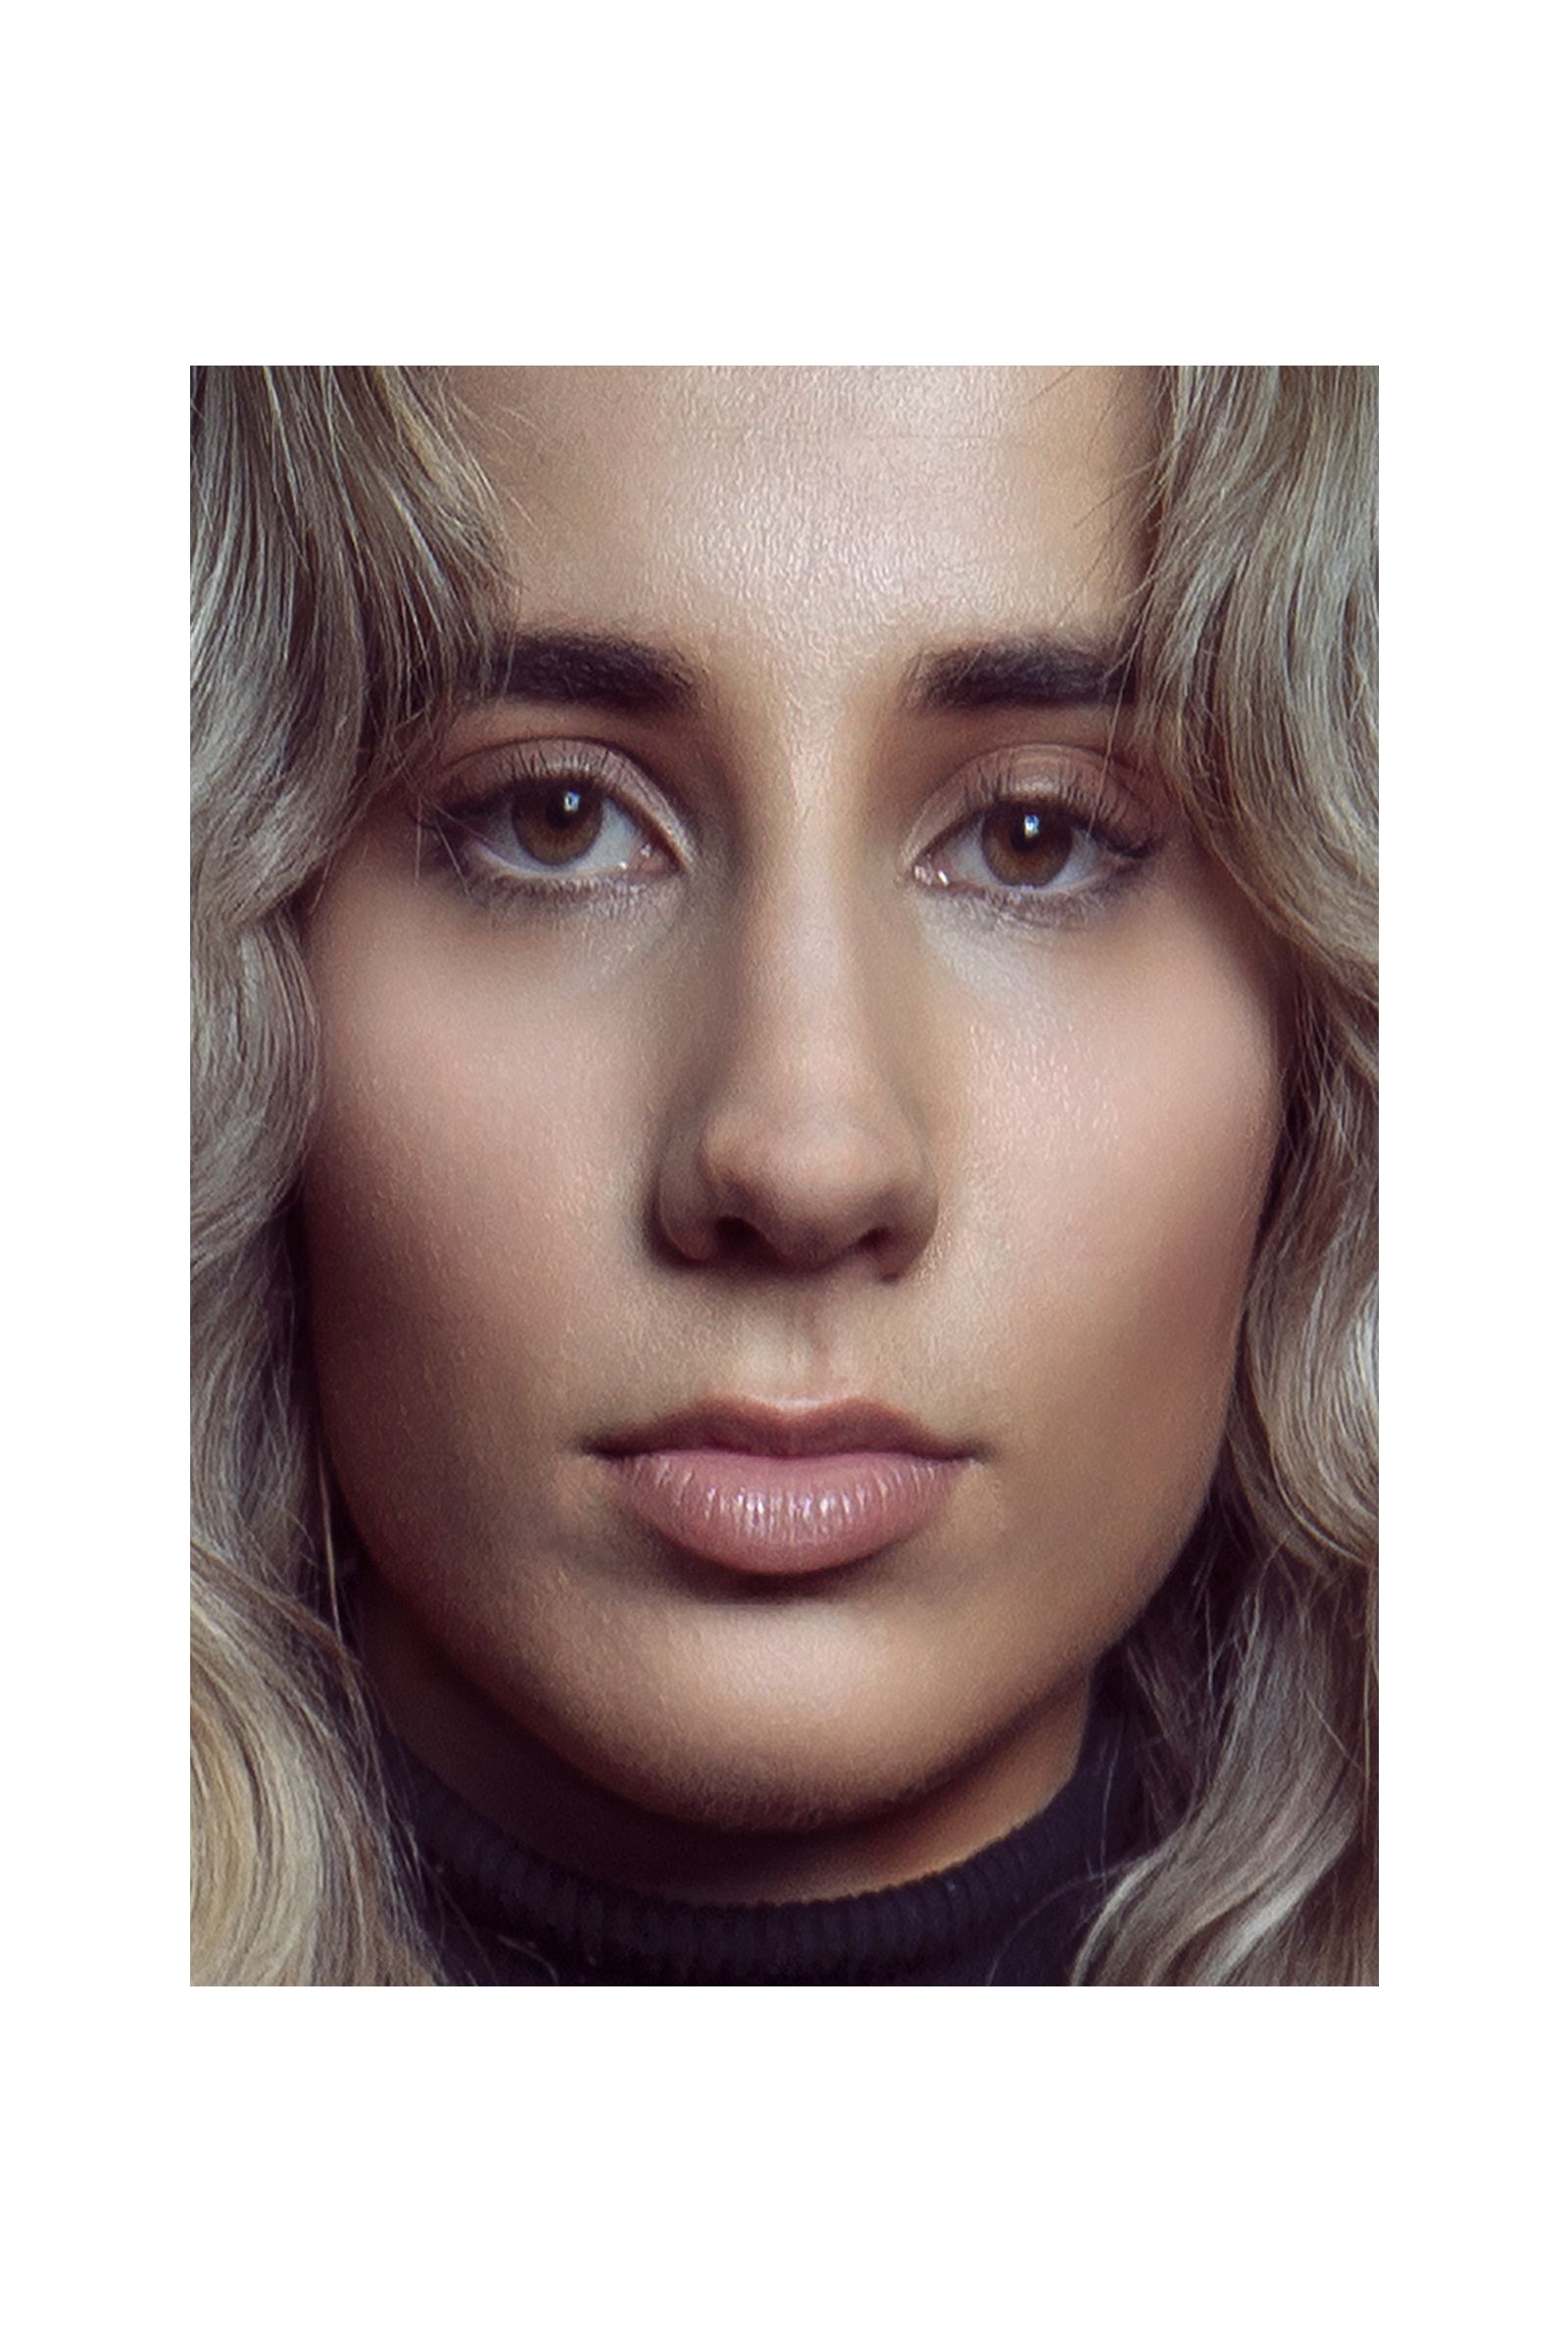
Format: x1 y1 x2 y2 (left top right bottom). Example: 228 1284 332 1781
390 1696 1140 1986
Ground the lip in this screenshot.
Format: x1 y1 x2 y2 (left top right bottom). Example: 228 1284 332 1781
594 1397 971 1577
598 1397 967 1462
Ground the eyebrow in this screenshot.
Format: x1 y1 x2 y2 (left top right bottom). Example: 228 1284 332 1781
463 627 1135 720
905 636 1136 713
469 630 699 714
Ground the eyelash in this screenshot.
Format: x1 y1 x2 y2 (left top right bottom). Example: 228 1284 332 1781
414 744 1163 926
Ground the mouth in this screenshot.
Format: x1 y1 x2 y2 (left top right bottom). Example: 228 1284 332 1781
593 1398 972 1578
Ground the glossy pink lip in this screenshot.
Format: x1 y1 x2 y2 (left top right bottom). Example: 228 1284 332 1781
595 1399 970 1577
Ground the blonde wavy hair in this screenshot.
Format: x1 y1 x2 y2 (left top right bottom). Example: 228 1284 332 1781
191 366 1377 1985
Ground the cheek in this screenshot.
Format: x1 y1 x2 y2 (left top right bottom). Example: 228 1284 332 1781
955 906 1282 1536
299 910 653 1533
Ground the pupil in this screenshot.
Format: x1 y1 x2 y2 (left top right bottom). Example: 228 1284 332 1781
512 782 605 865
981 804 1072 886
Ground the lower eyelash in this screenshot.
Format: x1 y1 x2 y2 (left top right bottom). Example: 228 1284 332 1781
959 854 1154 930
919 853 1155 938
414 813 653 914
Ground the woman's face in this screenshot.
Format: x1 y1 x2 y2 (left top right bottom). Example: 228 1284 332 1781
302 368 1283 1896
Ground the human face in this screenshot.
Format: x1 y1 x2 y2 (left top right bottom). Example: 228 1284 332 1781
301 368 1282 1900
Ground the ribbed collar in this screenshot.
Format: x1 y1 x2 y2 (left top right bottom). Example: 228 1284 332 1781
390 1695 1139 1986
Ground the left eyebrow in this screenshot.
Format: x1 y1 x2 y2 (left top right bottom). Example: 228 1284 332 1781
905 635 1136 714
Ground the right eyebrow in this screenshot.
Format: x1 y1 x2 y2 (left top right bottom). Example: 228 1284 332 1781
465 629 700 715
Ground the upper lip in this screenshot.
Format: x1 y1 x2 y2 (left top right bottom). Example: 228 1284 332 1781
595 1397 967 1460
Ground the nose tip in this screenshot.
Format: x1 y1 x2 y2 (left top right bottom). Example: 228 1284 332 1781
657 1099 939 1278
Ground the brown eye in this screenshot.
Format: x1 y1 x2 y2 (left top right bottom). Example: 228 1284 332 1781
979 805 1075 887
510 782 606 866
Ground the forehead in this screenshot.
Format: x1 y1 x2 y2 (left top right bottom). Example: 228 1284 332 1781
445 368 1152 666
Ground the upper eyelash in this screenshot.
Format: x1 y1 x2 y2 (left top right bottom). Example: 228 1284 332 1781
930 759 1160 864
414 744 676 903
415 742 661 835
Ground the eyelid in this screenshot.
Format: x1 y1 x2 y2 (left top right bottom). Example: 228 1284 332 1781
915 744 1159 861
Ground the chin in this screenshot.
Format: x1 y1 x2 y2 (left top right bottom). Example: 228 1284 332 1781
552 1705 976 1841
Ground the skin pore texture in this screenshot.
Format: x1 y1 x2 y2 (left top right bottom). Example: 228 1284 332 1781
301 368 1284 1905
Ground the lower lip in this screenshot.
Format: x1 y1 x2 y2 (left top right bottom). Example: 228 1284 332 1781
601 1448 965 1576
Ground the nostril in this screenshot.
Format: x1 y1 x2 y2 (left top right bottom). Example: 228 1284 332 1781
702 1208 916 1278
711 1214 766 1266
709 1211 844 1273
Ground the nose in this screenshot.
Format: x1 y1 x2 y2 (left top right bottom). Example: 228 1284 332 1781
653 884 940 1280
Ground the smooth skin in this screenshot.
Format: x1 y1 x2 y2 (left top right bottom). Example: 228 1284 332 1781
301 368 1283 1903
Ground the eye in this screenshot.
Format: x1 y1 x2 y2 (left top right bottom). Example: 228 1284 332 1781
939 803 1102 892
417 746 678 900
916 771 1160 914
463 778 660 876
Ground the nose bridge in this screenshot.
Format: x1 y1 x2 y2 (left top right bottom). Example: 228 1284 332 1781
733 853 885 1102
655 830 939 1277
